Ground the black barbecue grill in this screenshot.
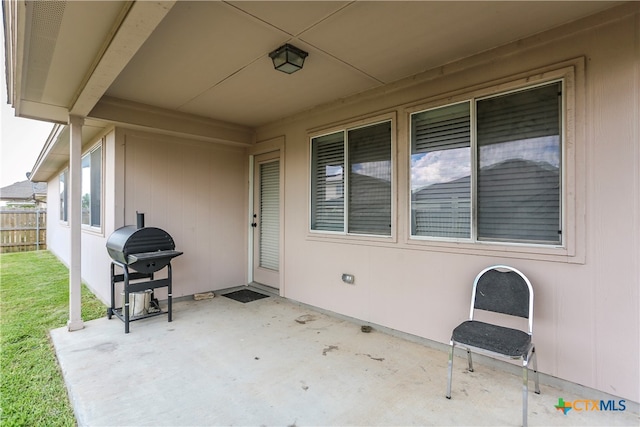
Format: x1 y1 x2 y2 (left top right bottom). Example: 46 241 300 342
106 226 182 274
106 217 183 333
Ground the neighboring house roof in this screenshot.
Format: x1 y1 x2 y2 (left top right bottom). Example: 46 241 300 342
0 180 47 202
412 159 560 241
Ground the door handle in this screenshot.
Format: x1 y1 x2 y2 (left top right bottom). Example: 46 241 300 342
251 222 257 228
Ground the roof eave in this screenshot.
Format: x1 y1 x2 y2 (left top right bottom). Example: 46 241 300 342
30 124 67 183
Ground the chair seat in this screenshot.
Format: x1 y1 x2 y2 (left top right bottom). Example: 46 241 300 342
452 320 531 357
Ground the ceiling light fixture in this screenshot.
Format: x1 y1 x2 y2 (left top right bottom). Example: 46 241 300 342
269 43 308 74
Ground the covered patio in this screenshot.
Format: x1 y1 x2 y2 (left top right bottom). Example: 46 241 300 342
4 0 639 413
50 290 637 426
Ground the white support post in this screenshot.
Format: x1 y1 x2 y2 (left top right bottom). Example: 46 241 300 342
67 115 84 331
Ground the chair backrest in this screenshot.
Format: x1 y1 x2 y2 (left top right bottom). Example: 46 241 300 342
470 265 534 334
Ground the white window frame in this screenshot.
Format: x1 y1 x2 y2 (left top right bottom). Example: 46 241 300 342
308 113 396 242
410 80 563 245
405 62 582 262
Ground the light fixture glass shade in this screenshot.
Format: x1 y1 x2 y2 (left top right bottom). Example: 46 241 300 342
269 44 308 74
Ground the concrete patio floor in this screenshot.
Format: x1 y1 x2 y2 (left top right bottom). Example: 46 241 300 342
50 290 639 427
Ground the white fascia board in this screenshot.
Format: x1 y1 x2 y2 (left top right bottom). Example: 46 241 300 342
70 1 178 117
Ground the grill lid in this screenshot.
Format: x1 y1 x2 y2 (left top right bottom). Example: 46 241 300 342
107 226 175 255
106 225 183 273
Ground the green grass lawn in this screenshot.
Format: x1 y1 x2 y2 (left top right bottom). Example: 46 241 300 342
0 251 106 427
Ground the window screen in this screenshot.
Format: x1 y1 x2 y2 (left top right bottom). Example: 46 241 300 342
81 145 102 227
311 121 392 236
348 122 392 235
476 83 561 244
410 81 563 245
411 103 471 238
311 132 344 232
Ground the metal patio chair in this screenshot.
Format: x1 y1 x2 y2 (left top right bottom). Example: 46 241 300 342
445 265 540 427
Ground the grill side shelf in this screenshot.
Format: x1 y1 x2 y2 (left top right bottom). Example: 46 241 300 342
127 250 183 263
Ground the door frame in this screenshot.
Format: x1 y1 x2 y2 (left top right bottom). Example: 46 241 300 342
247 136 285 295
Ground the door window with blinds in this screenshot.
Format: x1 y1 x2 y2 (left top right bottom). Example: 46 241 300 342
311 120 392 236
259 160 279 270
411 81 562 245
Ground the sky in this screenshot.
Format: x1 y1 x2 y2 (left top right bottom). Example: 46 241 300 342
0 35 54 188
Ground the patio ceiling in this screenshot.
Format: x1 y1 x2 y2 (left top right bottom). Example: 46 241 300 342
5 1 624 178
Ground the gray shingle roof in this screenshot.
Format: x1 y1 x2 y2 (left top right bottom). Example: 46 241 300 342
0 180 47 201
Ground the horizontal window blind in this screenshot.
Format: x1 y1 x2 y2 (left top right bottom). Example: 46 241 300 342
411 103 471 238
477 83 561 244
412 102 470 153
348 122 392 235
260 161 279 271
311 132 344 232
477 83 560 146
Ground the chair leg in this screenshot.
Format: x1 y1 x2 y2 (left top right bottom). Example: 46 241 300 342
446 342 455 399
531 346 540 394
522 362 529 427
466 349 474 372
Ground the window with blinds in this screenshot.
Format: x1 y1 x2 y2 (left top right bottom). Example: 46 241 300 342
477 82 561 244
411 103 471 238
410 81 562 245
311 120 392 235
59 169 68 222
311 132 345 232
81 144 102 228
348 122 392 235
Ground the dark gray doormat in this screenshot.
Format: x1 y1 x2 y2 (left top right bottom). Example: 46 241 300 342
222 289 269 303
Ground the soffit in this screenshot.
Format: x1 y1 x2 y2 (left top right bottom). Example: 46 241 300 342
12 1 627 132
21 1 128 111
105 1 622 128
298 1 611 83
30 121 106 183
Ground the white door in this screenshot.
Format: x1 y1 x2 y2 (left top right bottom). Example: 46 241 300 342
252 152 280 289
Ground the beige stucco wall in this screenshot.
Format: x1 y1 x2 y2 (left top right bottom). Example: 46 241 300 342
46 175 71 266
121 129 249 300
46 126 249 306
254 10 640 402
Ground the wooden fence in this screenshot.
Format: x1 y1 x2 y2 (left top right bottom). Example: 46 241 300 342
0 209 47 253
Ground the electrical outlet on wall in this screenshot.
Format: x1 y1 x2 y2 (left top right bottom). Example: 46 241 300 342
342 274 355 284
